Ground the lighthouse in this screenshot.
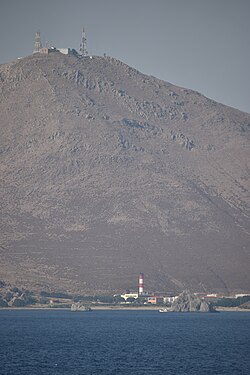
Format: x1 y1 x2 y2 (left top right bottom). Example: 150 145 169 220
138 273 144 295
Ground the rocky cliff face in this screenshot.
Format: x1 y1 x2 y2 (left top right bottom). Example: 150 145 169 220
0 287 36 307
0 53 249 294
171 291 212 312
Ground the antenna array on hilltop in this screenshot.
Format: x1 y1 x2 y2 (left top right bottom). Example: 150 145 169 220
33 28 88 57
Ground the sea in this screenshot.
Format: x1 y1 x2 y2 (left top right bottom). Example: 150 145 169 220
0 309 249 375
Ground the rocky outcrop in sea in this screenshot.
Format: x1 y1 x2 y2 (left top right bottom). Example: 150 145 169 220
71 302 92 311
171 290 214 312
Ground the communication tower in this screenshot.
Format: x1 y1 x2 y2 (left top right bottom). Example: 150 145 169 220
33 31 42 53
79 27 88 57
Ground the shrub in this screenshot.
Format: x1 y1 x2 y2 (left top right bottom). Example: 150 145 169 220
0 298 8 307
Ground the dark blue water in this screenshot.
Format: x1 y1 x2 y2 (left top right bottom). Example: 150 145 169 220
0 310 250 375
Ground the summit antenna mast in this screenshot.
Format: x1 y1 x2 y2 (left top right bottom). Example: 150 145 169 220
33 31 42 53
79 27 88 57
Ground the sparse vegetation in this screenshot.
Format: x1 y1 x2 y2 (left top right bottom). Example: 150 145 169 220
0 280 6 288
212 296 250 308
40 291 72 299
0 53 249 294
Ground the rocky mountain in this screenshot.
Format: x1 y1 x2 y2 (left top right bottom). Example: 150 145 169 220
0 52 249 295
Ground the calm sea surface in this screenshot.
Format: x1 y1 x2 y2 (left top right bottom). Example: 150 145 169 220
0 309 249 374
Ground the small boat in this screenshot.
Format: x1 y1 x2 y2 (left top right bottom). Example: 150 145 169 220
158 308 169 313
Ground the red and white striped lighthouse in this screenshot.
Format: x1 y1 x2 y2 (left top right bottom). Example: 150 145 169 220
138 273 144 295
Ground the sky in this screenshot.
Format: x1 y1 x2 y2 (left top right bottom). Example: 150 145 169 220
0 0 250 113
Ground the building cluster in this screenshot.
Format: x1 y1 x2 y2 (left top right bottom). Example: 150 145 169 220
117 273 179 305
33 29 88 57
115 273 244 306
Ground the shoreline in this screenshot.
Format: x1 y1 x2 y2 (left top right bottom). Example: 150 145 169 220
215 306 250 312
1 305 250 312
0 305 161 311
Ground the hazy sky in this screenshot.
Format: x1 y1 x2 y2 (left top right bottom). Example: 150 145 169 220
1 0 250 113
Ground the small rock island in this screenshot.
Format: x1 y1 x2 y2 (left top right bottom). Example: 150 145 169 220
170 290 215 312
71 302 92 312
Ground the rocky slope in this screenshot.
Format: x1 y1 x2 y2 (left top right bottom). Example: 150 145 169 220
0 52 249 294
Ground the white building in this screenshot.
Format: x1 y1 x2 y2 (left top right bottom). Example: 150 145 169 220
57 48 78 55
120 292 139 301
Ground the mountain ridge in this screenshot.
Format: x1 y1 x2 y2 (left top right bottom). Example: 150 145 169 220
0 53 249 294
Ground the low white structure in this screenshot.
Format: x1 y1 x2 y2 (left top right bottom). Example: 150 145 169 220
235 293 250 298
163 296 179 304
120 292 138 301
58 48 78 55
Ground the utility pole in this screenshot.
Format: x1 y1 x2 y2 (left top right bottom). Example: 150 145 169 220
33 31 42 53
79 27 88 57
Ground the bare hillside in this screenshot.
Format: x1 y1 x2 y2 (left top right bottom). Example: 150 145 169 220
0 53 249 294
